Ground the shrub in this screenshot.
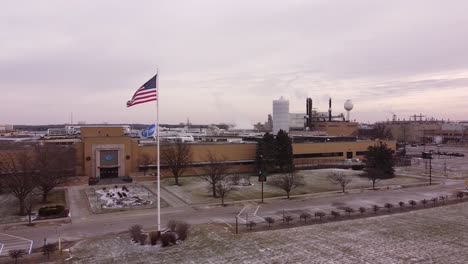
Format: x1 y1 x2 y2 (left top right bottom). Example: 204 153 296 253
167 219 178 232
122 176 133 183
409 200 417 208
9 249 26 264
176 221 190 241
439 196 446 204
421 199 427 207
344 207 354 216
315 212 325 221
384 203 393 212
42 243 57 259
38 205 65 217
331 211 340 219
139 233 148 245
129 225 143 242
149 231 160 245
456 192 464 200
358 207 366 214
284 215 293 225
300 213 311 223
372 205 380 214
265 217 275 228
246 221 256 231
398 201 405 210
430 197 438 206
161 232 177 247
351 164 364 170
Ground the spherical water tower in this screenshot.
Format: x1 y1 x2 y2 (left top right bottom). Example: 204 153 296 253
273 96 290 134
344 100 354 121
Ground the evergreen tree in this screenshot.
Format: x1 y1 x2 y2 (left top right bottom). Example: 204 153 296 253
275 130 294 172
255 132 276 174
363 142 395 189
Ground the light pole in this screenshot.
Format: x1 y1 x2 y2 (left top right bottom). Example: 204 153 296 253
259 155 264 204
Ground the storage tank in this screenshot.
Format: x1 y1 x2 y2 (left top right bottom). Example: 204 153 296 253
273 96 290 134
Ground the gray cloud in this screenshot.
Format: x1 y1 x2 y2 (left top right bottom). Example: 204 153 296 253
1 0 468 126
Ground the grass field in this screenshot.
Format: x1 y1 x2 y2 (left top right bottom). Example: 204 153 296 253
162 169 426 204
71 201 468 264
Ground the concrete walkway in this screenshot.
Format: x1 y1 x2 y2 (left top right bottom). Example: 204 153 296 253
66 187 91 221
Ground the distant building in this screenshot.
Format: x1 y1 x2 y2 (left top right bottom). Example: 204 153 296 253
0 124 13 132
272 97 290 134
382 116 468 144
289 113 307 130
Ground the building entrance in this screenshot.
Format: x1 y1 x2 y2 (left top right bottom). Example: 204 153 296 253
346 152 353 159
100 167 119 178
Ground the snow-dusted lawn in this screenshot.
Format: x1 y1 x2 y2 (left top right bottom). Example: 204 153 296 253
72 202 468 263
163 169 426 204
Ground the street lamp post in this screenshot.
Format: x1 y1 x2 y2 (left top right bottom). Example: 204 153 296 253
259 155 264 204
258 155 266 203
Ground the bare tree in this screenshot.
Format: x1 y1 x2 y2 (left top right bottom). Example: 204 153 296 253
0 151 36 215
200 151 231 197
269 173 305 199
138 153 153 176
327 171 352 193
9 249 26 264
34 144 76 203
216 178 234 206
161 141 193 185
43 243 57 260
372 123 393 140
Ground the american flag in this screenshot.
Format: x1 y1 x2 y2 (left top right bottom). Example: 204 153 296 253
127 74 157 107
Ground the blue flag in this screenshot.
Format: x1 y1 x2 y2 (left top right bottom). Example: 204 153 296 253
141 124 157 138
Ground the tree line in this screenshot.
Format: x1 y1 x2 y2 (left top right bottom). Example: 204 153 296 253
0 143 75 215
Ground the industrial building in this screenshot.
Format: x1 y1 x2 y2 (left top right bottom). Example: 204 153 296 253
24 125 395 184
380 114 468 144
0 124 13 133
269 97 359 137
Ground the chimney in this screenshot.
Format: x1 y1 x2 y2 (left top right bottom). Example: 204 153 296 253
328 97 332 122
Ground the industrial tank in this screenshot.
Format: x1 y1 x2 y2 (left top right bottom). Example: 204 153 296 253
273 96 290 134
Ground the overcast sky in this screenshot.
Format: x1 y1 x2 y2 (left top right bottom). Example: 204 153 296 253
2 0 468 127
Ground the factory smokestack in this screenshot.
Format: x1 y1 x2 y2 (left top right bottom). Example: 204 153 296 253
328 97 332 122
306 98 313 127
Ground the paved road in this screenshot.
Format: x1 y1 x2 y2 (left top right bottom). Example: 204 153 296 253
0 177 465 250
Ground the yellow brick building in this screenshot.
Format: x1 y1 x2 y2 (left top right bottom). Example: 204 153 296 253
74 126 395 182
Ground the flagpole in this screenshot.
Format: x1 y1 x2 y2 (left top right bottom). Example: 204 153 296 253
156 69 161 232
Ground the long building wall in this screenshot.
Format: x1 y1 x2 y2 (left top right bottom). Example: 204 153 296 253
75 127 396 180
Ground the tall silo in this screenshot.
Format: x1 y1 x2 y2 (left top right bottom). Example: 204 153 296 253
273 96 290 134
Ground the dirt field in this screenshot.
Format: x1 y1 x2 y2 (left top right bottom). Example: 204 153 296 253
71 201 468 264
162 169 426 204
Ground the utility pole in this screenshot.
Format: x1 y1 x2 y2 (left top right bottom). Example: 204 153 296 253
422 151 433 185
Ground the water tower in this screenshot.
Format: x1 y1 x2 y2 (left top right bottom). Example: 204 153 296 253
344 100 354 121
